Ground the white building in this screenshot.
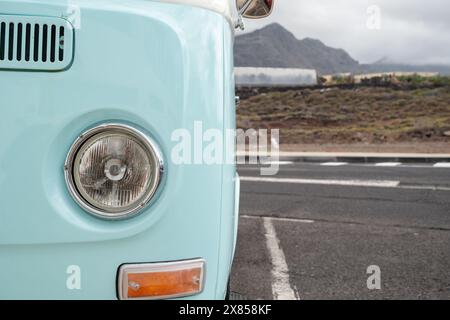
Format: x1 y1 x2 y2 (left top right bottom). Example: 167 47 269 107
235 67 318 87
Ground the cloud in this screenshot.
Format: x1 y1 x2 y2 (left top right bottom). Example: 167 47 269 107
238 0 450 65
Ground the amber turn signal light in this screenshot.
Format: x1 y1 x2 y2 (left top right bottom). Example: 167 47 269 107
117 259 205 300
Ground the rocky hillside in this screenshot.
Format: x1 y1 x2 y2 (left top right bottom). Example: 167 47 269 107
234 23 359 74
234 23 450 75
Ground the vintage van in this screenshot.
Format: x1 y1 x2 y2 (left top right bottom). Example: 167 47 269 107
0 0 273 300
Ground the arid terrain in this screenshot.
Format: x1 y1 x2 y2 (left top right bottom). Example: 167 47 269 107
237 78 450 153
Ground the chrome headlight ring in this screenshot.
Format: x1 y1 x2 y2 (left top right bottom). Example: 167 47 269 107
64 123 164 220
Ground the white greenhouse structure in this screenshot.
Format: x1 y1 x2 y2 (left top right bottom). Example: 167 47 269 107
235 67 318 87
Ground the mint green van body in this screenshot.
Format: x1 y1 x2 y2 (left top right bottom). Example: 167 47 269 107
0 0 239 299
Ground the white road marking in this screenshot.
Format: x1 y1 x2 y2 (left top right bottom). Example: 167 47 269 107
263 217 299 300
241 176 450 191
434 162 450 168
398 185 450 191
375 162 402 167
240 176 400 188
261 161 294 165
271 137 280 149
242 215 314 224
236 151 450 158
240 162 450 169
320 162 348 166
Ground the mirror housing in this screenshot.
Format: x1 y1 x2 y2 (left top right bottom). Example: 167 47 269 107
237 0 274 19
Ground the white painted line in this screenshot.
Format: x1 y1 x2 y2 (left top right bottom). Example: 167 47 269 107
240 176 400 188
261 161 294 166
241 176 450 191
242 215 314 224
401 164 450 169
271 137 280 149
263 217 299 300
375 162 402 167
237 151 450 158
434 162 450 168
398 185 450 191
320 162 348 166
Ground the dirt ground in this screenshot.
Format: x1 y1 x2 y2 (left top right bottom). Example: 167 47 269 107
237 85 450 153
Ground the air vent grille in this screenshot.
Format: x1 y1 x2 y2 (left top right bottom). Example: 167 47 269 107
0 15 74 71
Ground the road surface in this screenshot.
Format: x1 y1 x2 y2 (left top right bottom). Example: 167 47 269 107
231 162 450 300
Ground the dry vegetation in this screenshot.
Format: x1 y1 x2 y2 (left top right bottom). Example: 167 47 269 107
237 84 450 150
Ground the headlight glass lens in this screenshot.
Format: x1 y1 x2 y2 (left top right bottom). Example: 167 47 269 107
66 125 163 219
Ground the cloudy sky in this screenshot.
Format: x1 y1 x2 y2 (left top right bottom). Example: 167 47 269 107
239 0 450 65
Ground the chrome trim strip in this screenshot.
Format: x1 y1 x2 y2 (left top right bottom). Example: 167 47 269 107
64 123 165 220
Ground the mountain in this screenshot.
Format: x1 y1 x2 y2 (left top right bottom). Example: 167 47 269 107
359 62 450 76
234 23 359 74
234 23 450 75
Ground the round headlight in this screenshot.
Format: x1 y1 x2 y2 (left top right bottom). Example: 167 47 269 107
65 124 164 219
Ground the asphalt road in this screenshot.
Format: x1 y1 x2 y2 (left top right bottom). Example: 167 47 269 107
230 162 450 300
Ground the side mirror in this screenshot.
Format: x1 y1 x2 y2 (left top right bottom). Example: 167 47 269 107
237 0 274 19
